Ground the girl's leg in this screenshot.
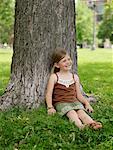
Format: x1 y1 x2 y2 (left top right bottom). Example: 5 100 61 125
77 110 102 129
66 110 84 129
76 109 94 125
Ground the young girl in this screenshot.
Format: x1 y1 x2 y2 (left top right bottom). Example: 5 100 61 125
46 48 102 130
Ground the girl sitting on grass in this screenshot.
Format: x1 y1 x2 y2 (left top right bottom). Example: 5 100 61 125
46 48 102 130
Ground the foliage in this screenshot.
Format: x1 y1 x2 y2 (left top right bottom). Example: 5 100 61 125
97 1 113 43
76 0 93 45
0 0 15 44
0 48 113 149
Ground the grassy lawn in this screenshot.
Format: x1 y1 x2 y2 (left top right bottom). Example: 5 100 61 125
0 48 113 149
0 49 13 95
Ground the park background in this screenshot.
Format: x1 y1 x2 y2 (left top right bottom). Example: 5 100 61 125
0 0 113 149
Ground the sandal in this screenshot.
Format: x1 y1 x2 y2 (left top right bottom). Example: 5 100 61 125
89 121 102 130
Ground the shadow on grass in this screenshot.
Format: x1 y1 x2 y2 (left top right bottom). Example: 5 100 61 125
0 105 113 149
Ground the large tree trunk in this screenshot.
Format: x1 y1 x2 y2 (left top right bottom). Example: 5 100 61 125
0 0 77 110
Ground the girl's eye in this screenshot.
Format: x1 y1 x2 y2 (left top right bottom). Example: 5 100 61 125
62 60 66 63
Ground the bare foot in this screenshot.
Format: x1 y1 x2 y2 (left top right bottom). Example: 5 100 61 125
89 121 102 130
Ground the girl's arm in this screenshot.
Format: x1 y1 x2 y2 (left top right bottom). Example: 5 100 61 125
74 74 94 112
46 74 56 114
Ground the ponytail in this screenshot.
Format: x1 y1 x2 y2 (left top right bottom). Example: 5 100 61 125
51 65 60 74
51 65 55 74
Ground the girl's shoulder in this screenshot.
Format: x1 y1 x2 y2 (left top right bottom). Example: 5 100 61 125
73 73 80 83
49 73 57 84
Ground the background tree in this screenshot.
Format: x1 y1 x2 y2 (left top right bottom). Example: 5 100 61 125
0 0 77 110
76 0 93 46
0 0 14 44
97 1 113 43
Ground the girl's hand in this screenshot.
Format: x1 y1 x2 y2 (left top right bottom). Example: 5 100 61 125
85 103 94 113
47 107 56 115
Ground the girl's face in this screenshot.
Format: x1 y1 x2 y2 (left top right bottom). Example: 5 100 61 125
56 54 72 71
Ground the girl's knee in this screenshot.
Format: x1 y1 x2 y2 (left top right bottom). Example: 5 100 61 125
77 109 84 114
77 110 87 117
66 110 76 116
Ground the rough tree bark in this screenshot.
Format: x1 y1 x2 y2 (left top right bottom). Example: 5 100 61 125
0 0 77 110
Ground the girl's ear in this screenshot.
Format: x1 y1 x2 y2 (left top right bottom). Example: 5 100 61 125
54 63 59 68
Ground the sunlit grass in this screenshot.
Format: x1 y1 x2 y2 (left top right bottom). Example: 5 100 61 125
0 48 13 62
0 49 13 95
77 48 113 106
78 48 113 64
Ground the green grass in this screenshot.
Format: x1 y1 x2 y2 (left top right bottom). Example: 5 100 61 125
78 49 113 105
0 48 113 149
0 49 13 95
78 48 113 64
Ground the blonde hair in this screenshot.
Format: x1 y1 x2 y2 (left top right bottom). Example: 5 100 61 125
51 48 67 73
